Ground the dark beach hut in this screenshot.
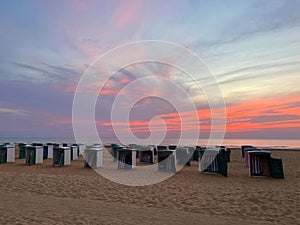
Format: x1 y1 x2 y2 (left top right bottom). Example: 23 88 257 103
117 148 136 169
18 143 26 159
199 149 228 177
138 146 154 164
157 150 177 173
111 144 124 162
0 145 15 164
25 145 43 166
52 147 71 167
248 151 284 179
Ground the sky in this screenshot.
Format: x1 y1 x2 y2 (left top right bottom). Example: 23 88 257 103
0 0 300 141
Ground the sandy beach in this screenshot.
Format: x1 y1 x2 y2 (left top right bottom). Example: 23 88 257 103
0 148 299 225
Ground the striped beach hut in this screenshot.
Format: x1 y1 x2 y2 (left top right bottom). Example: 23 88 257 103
0 145 15 164
84 147 103 169
157 150 177 173
117 148 137 169
52 147 71 167
25 145 43 166
137 145 154 164
248 151 284 179
199 149 228 177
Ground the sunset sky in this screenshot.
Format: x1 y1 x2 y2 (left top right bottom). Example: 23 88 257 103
0 0 299 140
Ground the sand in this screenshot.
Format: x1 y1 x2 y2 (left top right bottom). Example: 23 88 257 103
0 148 299 225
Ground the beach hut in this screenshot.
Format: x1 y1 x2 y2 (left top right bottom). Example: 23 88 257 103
25 145 43 166
18 143 26 159
248 151 284 179
52 147 71 167
176 147 191 166
72 144 84 156
0 145 15 164
117 148 137 169
241 145 254 158
148 145 157 155
157 150 177 173
70 145 78 160
84 147 103 169
137 146 154 164
199 149 228 177
216 146 231 163
111 144 123 162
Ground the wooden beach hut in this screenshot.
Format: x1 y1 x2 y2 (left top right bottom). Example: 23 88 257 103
157 150 177 173
25 145 43 166
84 147 103 169
248 151 284 179
117 148 137 169
199 149 228 177
0 145 15 164
52 147 71 167
137 146 154 164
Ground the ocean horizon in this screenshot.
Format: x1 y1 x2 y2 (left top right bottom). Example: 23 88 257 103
1 137 299 149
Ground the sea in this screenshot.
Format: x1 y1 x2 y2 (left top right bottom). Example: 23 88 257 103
0 137 299 149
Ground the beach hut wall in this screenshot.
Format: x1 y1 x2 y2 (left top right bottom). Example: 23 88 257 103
6 146 15 163
157 150 177 173
199 149 228 177
25 146 43 166
84 147 103 169
52 147 71 167
138 146 154 164
117 148 137 169
46 144 53 158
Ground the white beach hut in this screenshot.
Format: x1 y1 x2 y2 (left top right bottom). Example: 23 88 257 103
84 147 103 169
